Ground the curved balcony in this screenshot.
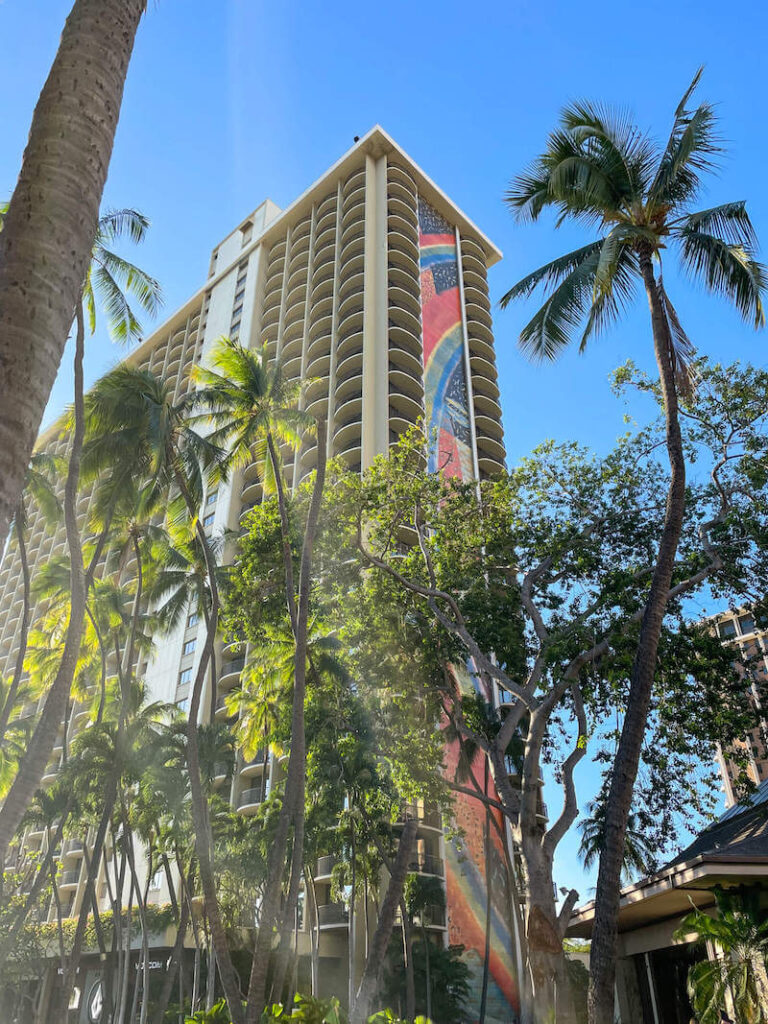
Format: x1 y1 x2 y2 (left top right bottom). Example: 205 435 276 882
336 350 364 384
387 164 417 194
315 855 337 880
387 178 417 207
476 434 506 463
62 839 84 858
389 285 421 320
318 903 349 929
387 230 420 264
409 854 444 877
219 658 245 687
388 195 417 226
336 331 364 366
240 752 268 778
340 251 364 280
59 869 81 889
398 803 442 831
237 787 262 814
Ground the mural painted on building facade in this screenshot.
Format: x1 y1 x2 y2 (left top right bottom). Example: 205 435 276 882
418 199 520 1021
417 199 474 481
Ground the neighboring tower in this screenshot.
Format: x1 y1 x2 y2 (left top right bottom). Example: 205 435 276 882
711 608 768 805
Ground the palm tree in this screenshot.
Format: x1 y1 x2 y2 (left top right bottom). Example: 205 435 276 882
0 0 148 556
0 207 162 863
577 800 655 883
193 336 326 1024
75 362 247 1021
674 889 768 1024
0 453 62 740
501 71 766 1024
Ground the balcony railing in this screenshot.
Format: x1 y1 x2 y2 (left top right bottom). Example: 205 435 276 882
59 869 81 887
238 788 261 809
315 855 337 877
318 903 349 927
62 839 84 856
409 854 444 877
221 657 245 678
415 904 446 928
399 803 442 830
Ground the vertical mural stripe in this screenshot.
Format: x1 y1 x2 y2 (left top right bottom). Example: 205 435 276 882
417 199 474 481
418 198 519 1022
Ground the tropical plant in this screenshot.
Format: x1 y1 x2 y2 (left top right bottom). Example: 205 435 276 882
500 70 766 1024
0 205 162 864
193 336 325 1024
0 0 148 556
577 799 655 883
674 889 768 1024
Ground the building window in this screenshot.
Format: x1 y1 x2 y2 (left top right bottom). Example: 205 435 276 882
179 667 192 685
235 287 246 304
740 614 756 635
177 698 190 714
241 222 253 246
206 491 218 506
203 512 215 528
183 639 196 656
149 869 164 891
186 613 199 628
719 619 737 639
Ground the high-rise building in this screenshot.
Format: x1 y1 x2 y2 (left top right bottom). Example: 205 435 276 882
0 127 517 1021
710 608 768 804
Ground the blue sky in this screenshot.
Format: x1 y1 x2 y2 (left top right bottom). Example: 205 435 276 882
3 0 767 899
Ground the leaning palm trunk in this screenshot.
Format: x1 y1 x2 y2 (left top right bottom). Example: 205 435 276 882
0 305 87 863
54 773 117 1019
244 423 327 1024
0 0 146 554
177 469 246 1024
588 253 687 1024
400 899 416 1023
0 526 30 739
350 817 418 1024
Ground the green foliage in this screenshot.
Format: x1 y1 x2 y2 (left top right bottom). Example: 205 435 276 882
263 994 344 1022
674 888 768 1024
501 70 765 370
186 998 236 1023
382 940 471 1024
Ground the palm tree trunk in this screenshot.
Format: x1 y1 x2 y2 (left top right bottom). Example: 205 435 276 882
588 253 687 1024
349 825 357 1012
244 422 327 1024
0 304 87 862
400 899 416 1023
0 522 30 739
176 470 245 1024
56 772 117 1018
306 869 320 996
0 810 69 971
0 0 146 555
422 924 432 1022
350 817 418 1024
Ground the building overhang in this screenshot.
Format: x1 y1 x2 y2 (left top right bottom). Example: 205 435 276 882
567 855 768 939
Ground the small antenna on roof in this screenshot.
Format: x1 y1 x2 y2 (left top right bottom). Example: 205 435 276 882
353 136 360 143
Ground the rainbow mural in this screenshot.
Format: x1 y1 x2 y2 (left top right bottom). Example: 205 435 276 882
418 200 520 1022
417 199 475 481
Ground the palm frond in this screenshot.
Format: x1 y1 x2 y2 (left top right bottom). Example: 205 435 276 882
678 228 767 328
499 242 603 308
649 69 722 206
516 247 601 360
97 208 151 245
657 275 698 399
675 201 758 250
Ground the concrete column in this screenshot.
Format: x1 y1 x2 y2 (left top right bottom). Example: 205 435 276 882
361 153 389 468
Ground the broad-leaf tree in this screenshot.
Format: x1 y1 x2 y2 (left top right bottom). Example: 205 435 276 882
501 71 766 1024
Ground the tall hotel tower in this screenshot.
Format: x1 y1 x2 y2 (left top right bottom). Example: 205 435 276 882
0 127 515 1021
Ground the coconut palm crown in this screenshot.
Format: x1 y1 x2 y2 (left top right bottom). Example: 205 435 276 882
501 68 766 388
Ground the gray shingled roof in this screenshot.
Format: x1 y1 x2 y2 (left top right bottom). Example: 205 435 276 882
666 778 768 867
